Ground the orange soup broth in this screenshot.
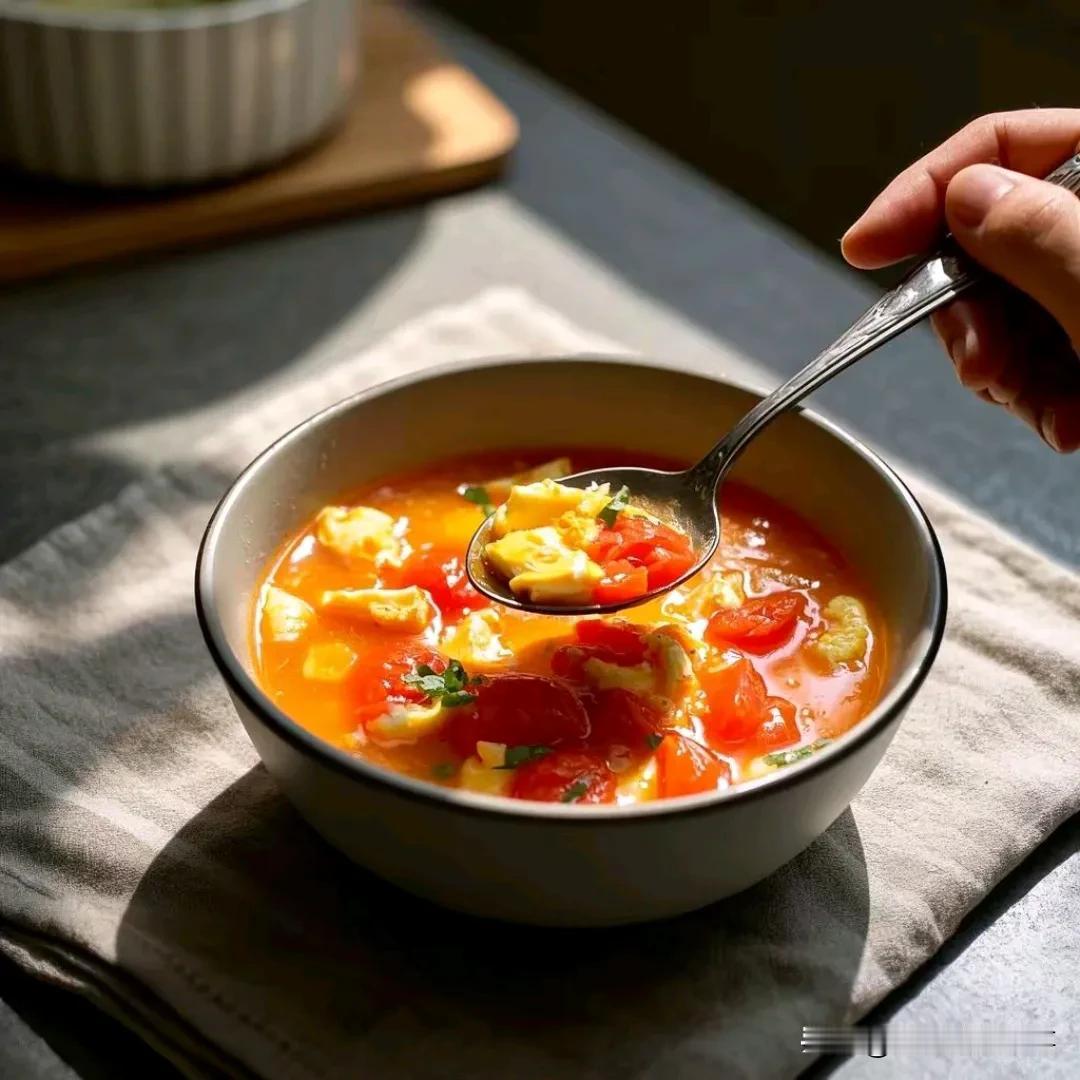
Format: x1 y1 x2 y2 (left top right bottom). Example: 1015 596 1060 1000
254 448 886 795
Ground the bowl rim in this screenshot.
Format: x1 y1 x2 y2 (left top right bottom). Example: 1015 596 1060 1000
0 0 321 32
195 354 947 824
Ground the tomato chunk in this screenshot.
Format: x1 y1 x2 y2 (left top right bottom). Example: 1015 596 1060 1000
386 547 488 619
350 644 444 709
594 561 649 604
698 656 768 745
586 516 694 602
444 673 590 757
656 733 730 797
759 695 801 750
587 527 624 566
705 592 805 654
574 619 649 663
587 688 664 749
644 547 695 589
588 516 692 566
551 620 650 683
511 748 616 803
549 644 589 682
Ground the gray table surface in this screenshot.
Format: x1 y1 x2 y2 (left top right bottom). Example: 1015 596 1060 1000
2 7 1077 1078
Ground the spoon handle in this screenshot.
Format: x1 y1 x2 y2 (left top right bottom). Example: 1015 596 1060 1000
693 153 1080 486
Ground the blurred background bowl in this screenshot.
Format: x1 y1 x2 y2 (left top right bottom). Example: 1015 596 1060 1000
0 0 360 188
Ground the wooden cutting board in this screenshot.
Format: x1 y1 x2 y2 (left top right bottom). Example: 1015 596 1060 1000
0 3 517 283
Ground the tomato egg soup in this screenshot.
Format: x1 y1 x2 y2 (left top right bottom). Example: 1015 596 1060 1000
253 449 885 805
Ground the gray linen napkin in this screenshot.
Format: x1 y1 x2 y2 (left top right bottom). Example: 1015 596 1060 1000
1 288 1078 1080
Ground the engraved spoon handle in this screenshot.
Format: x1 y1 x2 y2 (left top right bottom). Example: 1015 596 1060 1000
689 153 1080 492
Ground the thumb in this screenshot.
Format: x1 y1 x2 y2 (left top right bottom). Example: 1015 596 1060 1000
946 163 1080 345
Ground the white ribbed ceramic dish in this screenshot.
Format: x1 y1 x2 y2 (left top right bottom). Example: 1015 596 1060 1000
0 0 360 187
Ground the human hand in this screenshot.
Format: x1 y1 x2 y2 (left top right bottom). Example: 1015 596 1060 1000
842 109 1080 452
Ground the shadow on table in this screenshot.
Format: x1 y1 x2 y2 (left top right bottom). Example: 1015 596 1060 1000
802 806 1080 1079
0 204 426 564
0 953 179 1080
114 766 871 1076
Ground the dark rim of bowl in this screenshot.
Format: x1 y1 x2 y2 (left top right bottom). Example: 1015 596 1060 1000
195 354 948 824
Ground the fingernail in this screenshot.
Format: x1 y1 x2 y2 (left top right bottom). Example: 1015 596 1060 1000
1043 408 1063 452
949 325 979 380
949 165 1017 228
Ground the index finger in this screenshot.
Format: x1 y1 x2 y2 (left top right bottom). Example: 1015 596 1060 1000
841 109 1080 269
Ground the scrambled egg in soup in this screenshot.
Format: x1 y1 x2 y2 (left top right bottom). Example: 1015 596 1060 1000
253 449 884 805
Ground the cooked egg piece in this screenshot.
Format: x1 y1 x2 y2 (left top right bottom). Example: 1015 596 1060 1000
664 570 746 622
476 741 507 767
320 586 434 633
459 742 513 796
301 642 357 682
485 526 604 604
367 700 445 744
813 595 870 666
643 627 697 699
442 608 512 669
582 657 656 694
262 585 315 642
742 756 776 781
491 478 609 537
513 551 604 604
554 508 603 550
315 505 403 565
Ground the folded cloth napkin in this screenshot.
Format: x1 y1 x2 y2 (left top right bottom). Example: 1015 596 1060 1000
2 288 1079 1080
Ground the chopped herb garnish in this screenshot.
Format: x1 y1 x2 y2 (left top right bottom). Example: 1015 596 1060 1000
403 659 485 708
496 745 552 769
645 732 663 750
561 780 590 803
763 738 831 769
460 485 496 518
597 485 631 528
431 762 456 780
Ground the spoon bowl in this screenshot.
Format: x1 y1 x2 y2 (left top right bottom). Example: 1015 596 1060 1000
465 463 719 615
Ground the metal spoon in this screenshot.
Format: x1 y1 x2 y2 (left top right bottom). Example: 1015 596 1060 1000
468 154 1080 617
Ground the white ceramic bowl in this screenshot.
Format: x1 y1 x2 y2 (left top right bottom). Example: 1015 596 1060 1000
196 357 946 927
0 0 359 187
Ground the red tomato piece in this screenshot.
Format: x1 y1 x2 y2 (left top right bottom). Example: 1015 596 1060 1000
551 620 652 685
549 644 589 682
650 521 693 554
349 645 445 723
444 673 590 758
704 592 805 654
698 656 769 744
656 732 730 797
587 528 624 566
387 548 488 619
758 696 801 750
619 515 692 553
594 561 650 604
587 688 664 749
644 547 695 589
604 517 655 562
510 748 616 804
574 619 649 663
